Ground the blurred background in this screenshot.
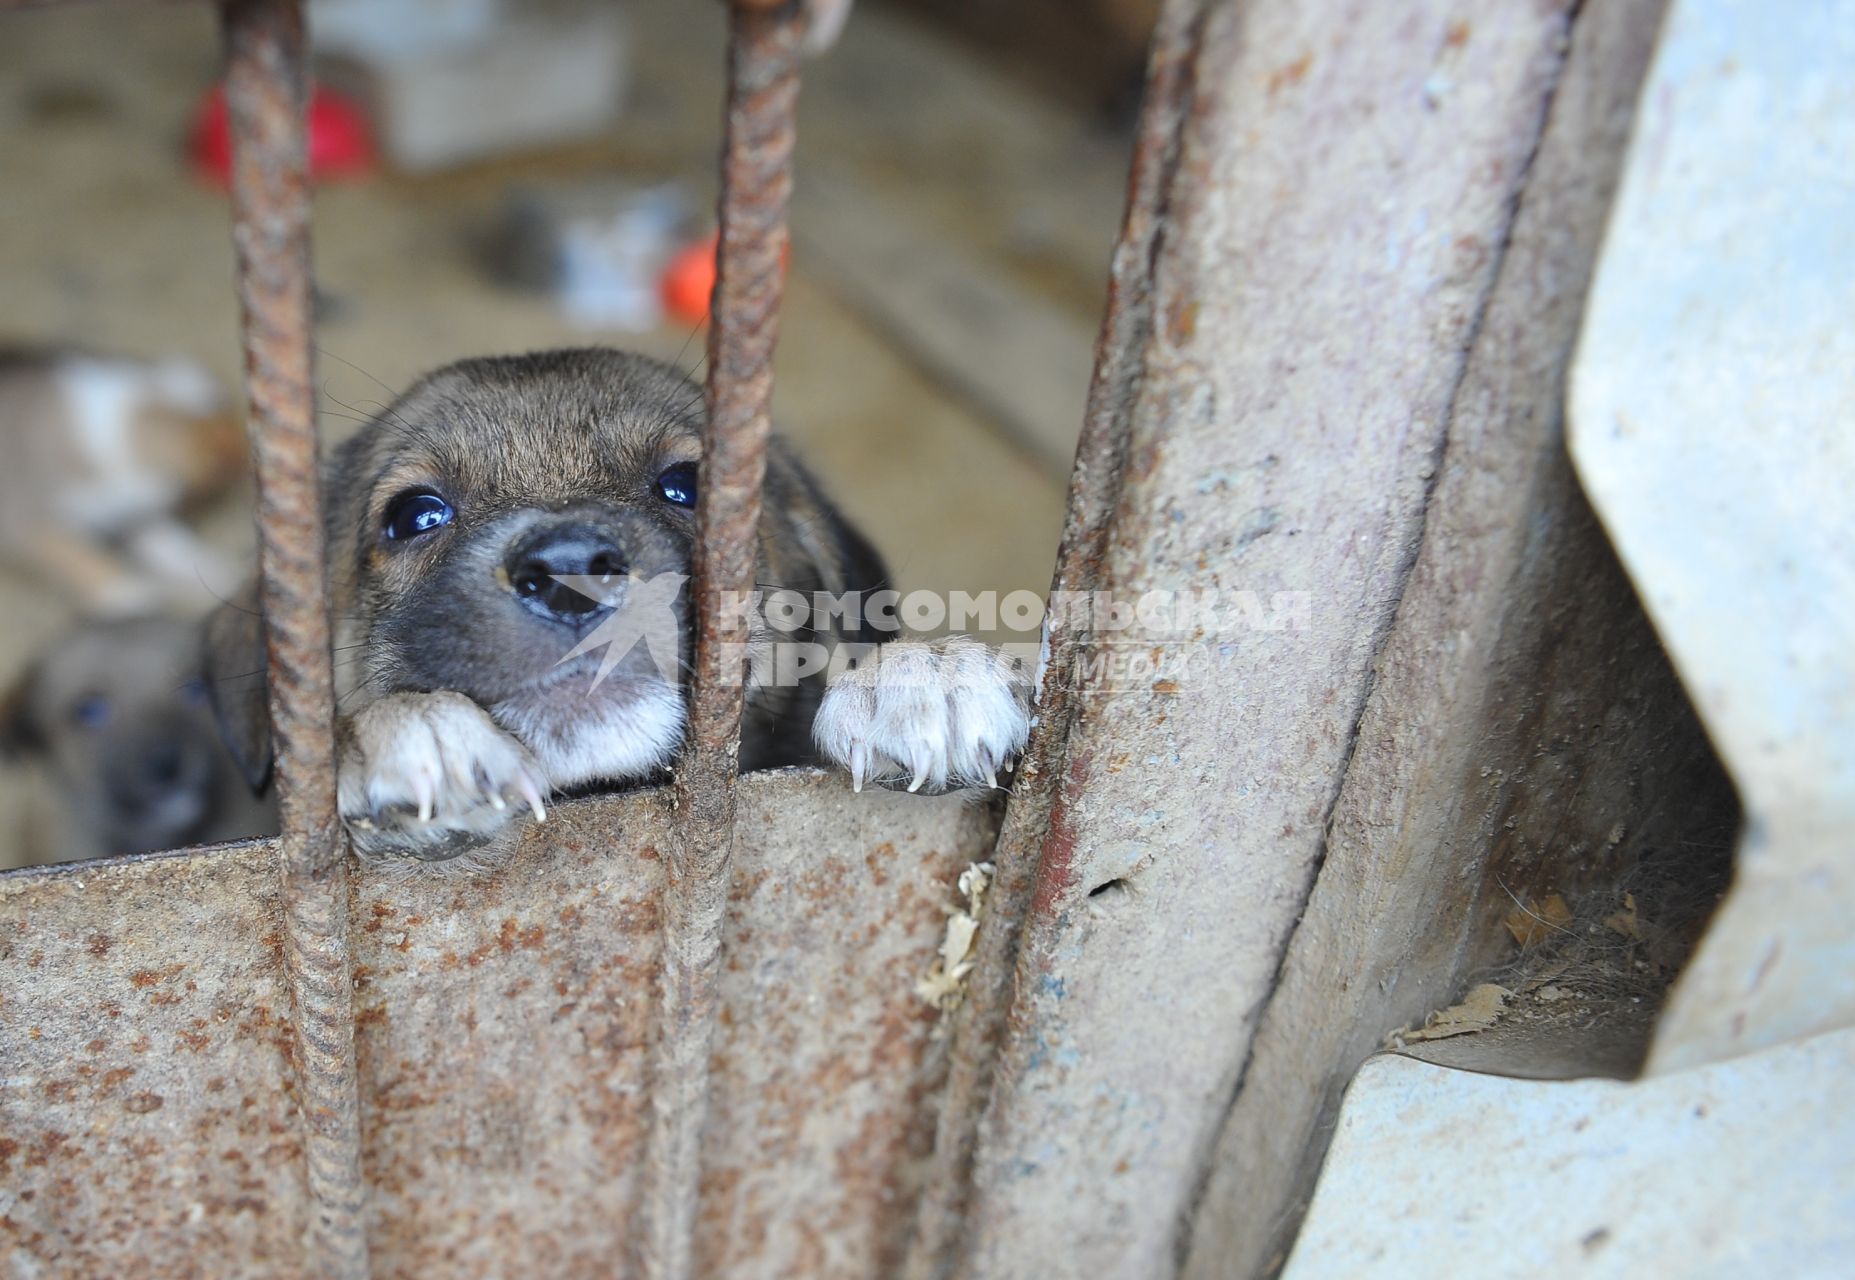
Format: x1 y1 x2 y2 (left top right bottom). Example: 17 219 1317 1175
0 0 1154 866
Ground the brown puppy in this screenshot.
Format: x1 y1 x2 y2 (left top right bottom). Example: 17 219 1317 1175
3 617 278 864
206 348 1029 863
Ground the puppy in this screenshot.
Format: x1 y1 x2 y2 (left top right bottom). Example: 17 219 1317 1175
2 617 278 864
206 348 1030 863
0 345 246 615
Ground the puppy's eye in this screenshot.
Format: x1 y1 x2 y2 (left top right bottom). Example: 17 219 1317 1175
655 462 698 509
71 695 110 729
383 489 454 541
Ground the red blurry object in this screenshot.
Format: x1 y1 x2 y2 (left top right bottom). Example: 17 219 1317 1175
660 232 720 328
659 232 793 328
190 83 376 186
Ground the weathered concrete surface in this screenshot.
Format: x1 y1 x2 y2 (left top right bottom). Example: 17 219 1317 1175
1281 1029 1855 1279
1569 0 1855 1074
0 772 994 1279
954 2 1600 1275
1178 2 1740 1273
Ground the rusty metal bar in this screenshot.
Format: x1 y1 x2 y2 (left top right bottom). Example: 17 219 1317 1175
638 4 806 1277
898 2 1204 1275
221 1 368 1275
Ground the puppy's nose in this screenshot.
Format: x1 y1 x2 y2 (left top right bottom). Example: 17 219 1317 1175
108 730 210 811
142 741 184 786
506 525 627 622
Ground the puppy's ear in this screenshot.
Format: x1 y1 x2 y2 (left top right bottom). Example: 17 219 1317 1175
815 499 888 594
203 587 274 791
0 663 41 760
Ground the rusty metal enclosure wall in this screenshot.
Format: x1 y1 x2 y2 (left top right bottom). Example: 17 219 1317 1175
0 777 998 1277
0 1 1740 1278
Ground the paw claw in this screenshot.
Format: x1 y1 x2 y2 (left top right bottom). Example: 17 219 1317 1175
338 690 549 859
519 776 548 824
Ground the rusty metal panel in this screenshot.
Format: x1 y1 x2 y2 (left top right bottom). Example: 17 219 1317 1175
1 774 994 1278
0 840 307 1277
699 784 1000 1278
346 797 664 1279
945 1 1600 1275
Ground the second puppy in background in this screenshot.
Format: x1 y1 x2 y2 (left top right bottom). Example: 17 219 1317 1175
2 617 278 864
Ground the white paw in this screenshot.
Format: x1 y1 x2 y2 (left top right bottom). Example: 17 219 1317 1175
814 637 1031 794
338 691 550 861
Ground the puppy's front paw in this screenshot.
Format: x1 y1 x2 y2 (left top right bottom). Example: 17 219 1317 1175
338 691 549 862
814 637 1031 794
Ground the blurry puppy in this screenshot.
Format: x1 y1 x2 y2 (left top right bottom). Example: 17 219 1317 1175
205 348 1029 862
0 345 246 615
2 617 278 863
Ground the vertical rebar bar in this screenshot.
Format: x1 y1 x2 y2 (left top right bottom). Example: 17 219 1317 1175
222 2 368 1275
898 3 1205 1275
639 4 806 1277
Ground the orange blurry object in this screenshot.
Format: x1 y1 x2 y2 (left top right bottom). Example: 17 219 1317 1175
660 232 720 327
659 232 792 327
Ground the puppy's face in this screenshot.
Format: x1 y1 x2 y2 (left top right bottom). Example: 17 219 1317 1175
4 619 238 858
335 351 708 788
208 349 885 793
